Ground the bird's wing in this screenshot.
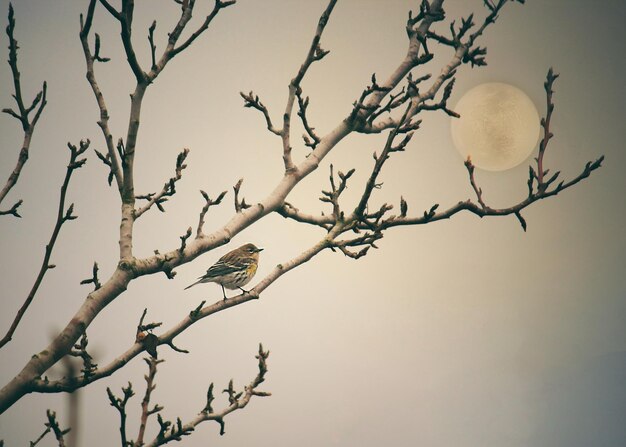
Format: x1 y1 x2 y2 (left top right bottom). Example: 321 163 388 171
201 250 254 279
202 259 243 278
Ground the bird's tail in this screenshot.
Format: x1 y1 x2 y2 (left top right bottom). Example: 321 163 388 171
184 280 202 290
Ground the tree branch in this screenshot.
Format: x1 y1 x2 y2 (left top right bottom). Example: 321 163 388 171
197 189 227 237
377 157 602 234
535 67 557 191
464 157 488 210
136 357 164 446
148 0 236 80
0 140 90 349
79 262 102 291
93 0 235 261
26 410 72 447
358 0 524 135
69 331 98 381
354 103 415 222
354 69 603 234
1 4 48 216
112 0 147 83
148 20 157 71
144 344 270 446
46 410 70 447
0 199 22 217
80 0 124 193
135 148 189 218
107 382 135 447
279 0 336 173
232 178 250 213
170 0 237 56
240 91 282 135
29 236 335 395
275 201 335 230
29 423 51 446
320 164 356 221
296 89 321 149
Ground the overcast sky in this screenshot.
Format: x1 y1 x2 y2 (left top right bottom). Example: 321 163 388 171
1 1 625 446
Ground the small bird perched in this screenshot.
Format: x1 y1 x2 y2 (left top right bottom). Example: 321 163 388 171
185 243 263 300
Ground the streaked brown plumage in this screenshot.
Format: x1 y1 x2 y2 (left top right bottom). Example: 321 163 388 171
185 243 263 299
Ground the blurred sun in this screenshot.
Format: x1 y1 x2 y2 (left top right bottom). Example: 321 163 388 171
451 82 540 171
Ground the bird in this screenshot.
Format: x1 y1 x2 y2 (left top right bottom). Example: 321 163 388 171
185 243 263 300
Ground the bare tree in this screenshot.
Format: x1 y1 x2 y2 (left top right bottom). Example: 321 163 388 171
0 0 603 445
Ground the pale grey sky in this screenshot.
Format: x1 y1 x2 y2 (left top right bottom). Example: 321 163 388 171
1 1 625 446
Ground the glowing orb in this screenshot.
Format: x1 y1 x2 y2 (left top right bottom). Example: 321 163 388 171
450 82 540 171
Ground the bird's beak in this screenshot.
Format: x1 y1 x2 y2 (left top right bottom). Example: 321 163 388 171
256 248 264 252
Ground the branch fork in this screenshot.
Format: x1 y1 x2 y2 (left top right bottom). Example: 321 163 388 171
1 4 48 217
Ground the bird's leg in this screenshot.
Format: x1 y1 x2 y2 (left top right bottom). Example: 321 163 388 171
238 287 249 295
221 284 227 301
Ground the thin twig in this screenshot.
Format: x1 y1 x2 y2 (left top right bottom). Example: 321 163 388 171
240 91 282 135
276 202 334 230
319 164 355 220
144 344 270 446
464 157 488 210
46 410 70 447
0 140 90 349
1 4 48 216
296 89 321 149
135 148 189 218
69 331 98 381
29 425 51 446
117 0 147 83
536 67 558 190
197 190 227 237
79 262 102 290
136 357 164 446
148 0 237 80
279 0 337 172
148 20 157 71
170 0 237 57
80 0 124 193
107 383 135 447
233 178 249 212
